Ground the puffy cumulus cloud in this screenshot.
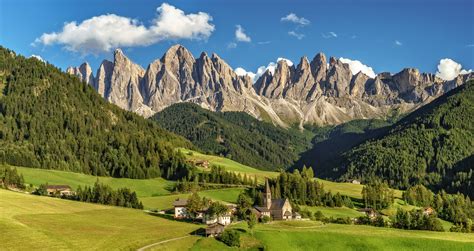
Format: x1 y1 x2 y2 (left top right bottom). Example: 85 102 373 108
34 3 214 54
436 58 472 81
281 13 310 26
29 54 45 63
288 31 305 40
235 25 251 42
339 57 376 78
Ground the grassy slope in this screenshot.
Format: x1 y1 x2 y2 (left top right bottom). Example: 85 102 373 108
141 188 245 210
190 221 474 251
0 189 199 250
15 165 174 197
180 149 278 182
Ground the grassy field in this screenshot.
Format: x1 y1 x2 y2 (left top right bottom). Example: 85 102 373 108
14 165 174 197
179 148 279 182
141 188 244 210
301 205 365 218
190 221 474 251
0 189 200 250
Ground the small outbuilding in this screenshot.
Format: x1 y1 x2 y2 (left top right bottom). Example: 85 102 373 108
46 185 73 196
205 223 225 237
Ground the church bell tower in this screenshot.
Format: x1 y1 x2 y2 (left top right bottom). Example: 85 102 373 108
264 179 272 209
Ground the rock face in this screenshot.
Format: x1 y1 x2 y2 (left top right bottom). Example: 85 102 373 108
67 45 474 127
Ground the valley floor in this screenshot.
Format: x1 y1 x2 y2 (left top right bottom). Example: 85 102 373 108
2 189 473 251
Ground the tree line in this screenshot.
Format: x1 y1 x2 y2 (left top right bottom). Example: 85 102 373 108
0 166 25 189
34 180 143 209
174 165 257 192
254 167 353 208
403 184 473 232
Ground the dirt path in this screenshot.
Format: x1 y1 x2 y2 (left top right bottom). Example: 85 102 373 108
136 235 192 251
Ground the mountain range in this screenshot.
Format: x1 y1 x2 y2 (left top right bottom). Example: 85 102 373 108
67 45 474 128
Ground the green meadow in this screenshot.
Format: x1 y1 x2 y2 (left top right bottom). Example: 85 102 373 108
0 189 199 250
15 165 174 197
179 148 279 182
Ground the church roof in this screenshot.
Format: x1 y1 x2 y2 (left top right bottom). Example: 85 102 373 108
254 206 270 212
269 198 287 210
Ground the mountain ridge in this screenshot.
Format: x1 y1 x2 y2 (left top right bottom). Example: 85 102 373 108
67 44 474 127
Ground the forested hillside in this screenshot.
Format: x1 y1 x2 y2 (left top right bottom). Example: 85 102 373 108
340 81 474 196
153 103 311 171
294 118 395 177
0 47 192 179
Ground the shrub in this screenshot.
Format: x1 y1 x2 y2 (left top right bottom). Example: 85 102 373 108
261 215 271 223
314 210 324 221
220 229 240 247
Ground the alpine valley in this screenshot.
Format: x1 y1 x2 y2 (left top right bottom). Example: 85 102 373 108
2 1 474 250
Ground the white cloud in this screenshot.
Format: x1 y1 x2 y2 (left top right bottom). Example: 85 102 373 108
339 57 376 78
281 13 310 26
257 41 271 45
235 67 256 80
322 32 337 39
29 54 45 63
436 58 472 81
235 25 251 42
237 57 294 83
394 40 403 46
227 42 237 49
288 31 305 40
34 3 214 54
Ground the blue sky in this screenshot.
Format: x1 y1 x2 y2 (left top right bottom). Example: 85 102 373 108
1 0 473 78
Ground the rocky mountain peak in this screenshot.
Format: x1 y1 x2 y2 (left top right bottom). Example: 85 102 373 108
66 44 471 127
310 52 327 83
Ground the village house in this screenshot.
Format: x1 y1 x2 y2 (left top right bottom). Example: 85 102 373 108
46 185 74 196
173 198 233 225
254 179 293 220
173 198 189 219
204 211 232 226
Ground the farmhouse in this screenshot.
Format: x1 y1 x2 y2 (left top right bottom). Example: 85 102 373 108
173 198 233 225
46 185 73 196
173 198 189 219
254 179 293 220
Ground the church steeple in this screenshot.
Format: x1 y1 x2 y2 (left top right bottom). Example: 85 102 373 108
264 179 272 209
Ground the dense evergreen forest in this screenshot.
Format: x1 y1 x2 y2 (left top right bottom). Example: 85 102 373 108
339 81 474 196
294 118 395 177
0 47 193 179
153 103 311 171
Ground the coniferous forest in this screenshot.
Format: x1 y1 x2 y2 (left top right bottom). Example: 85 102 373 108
153 103 311 171
0 47 192 179
339 81 474 196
